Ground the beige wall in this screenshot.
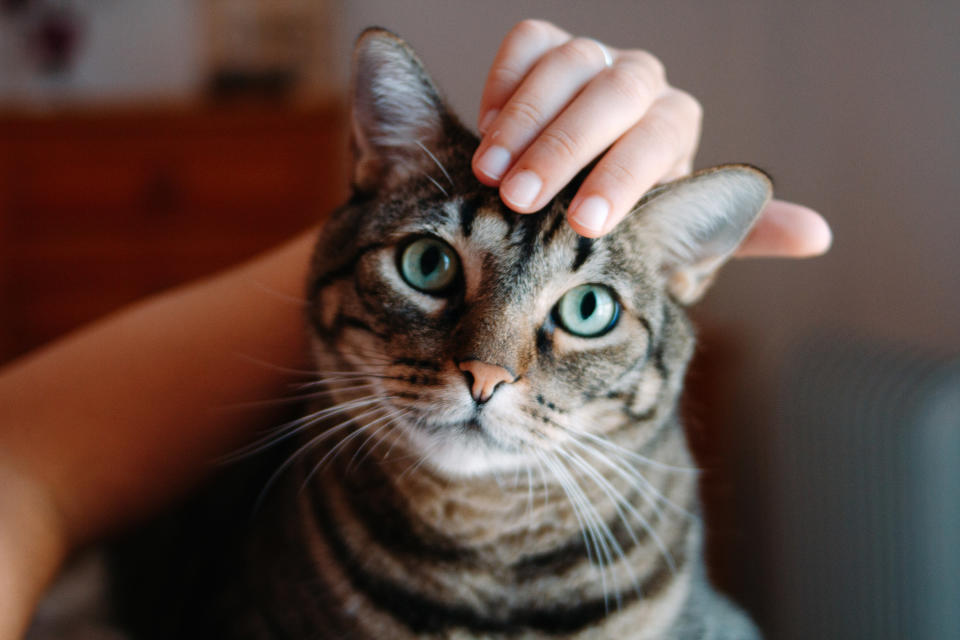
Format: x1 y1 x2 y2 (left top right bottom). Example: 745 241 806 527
0 0 202 102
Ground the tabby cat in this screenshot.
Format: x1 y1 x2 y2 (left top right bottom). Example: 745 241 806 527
115 28 771 639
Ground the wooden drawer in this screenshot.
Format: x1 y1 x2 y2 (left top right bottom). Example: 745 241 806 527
4 114 345 239
0 106 348 363
9 141 165 220
177 135 324 211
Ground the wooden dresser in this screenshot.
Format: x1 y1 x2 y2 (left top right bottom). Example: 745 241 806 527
0 105 349 364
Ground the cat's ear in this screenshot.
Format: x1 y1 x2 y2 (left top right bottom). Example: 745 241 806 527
630 165 772 304
350 28 449 192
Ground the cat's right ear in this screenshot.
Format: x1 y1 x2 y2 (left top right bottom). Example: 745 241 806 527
626 164 773 305
351 28 448 192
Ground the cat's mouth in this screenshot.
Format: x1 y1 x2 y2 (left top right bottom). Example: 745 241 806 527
417 416 496 439
459 418 484 432
392 413 531 477
398 410 521 453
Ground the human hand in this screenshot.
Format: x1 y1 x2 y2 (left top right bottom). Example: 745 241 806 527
472 20 831 255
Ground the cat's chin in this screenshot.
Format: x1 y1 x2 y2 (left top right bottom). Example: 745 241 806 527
393 419 531 479
423 445 531 479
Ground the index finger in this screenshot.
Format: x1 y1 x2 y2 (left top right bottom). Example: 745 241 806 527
477 20 571 133
736 200 832 257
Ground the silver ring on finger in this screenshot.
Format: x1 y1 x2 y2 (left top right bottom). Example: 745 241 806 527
586 38 614 68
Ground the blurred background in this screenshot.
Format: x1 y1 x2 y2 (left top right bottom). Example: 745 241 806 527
3 1 958 638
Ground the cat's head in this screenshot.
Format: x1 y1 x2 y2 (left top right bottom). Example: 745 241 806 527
307 29 771 477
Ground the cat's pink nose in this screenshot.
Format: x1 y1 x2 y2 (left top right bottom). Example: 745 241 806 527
458 360 516 404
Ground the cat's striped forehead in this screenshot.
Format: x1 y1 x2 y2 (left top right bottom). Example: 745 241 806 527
372 188 661 316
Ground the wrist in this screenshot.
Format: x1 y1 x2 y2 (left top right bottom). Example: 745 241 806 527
0 459 68 639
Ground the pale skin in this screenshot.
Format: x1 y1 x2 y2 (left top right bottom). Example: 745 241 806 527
0 20 829 640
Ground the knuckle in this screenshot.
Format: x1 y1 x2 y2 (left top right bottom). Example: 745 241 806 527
557 37 607 68
490 65 523 89
599 156 643 190
537 127 583 161
670 89 703 123
509 19 552 43
502 98 547 130
605 63 658 105
648 114 685 150
633 50 666 83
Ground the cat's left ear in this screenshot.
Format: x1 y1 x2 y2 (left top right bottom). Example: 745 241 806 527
350 28 449 192
627 164 773 305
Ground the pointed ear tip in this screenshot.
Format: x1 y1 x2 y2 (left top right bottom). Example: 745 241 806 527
353 27 412 63
710 163 774 186
728 165 775 200
352 27 430 79
356 26 404 45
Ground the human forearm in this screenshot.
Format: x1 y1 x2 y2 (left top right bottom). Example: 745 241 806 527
0 228 317 580
0 461 66 639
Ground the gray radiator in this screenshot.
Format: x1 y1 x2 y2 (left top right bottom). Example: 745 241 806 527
763 336 960 639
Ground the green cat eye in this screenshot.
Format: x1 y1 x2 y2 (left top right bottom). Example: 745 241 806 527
399 237 460 294
554 284 620 338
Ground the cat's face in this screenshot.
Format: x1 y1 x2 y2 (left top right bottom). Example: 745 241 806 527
306 29 771 477
311 183 670 475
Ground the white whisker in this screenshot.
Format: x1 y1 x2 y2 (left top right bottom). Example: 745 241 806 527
421 171 449 197
234 353 320 377
566 425 699 474
559 446 676 577
220 395 383 464
349 410 411 470
292 367 399 389
525 462 535 525
568 436 697 522
344 408 410 472
300 421 375 489
539 450 616 610
399 436 445 479
531 452 551 510
221 382 377 412
413 139 454 186
254 402 392 512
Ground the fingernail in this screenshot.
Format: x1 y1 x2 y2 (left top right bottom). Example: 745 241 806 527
478 108 499 134
476 145 511 180
501 171 542 209
571 195 610 233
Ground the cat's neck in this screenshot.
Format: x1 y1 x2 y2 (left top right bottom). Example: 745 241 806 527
310 420 699 566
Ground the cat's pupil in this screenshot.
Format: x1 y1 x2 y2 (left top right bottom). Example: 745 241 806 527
420 245 440 275
580 291 597 319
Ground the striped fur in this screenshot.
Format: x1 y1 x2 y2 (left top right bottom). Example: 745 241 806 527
205 29 770 639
